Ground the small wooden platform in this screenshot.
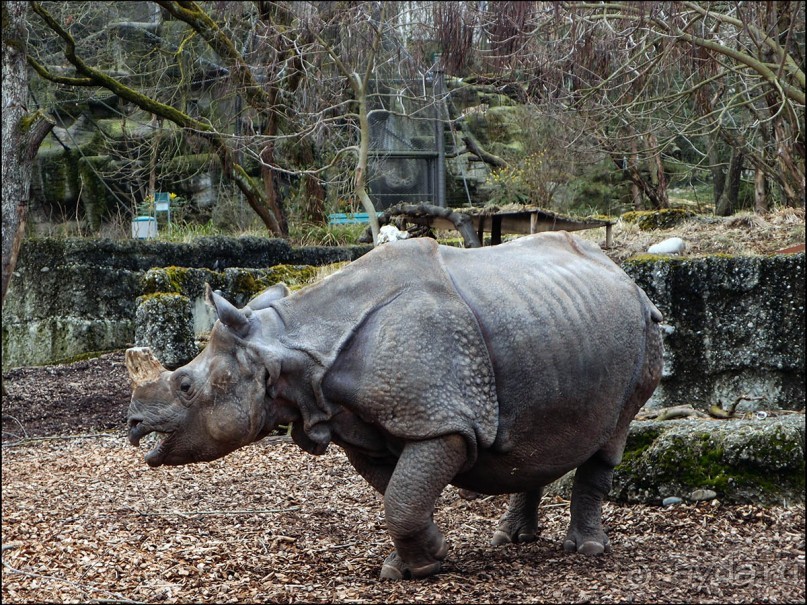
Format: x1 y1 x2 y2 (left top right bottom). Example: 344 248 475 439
411 207 615 248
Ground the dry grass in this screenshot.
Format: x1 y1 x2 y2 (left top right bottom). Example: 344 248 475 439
575 207 805 264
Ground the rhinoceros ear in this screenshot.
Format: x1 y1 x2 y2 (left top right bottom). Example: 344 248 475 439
204 283 251 337
247 283 290 310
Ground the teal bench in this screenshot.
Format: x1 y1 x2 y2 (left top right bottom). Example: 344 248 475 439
328 212 372 225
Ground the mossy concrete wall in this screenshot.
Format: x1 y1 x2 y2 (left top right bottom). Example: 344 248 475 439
134 264 325 368
4 240 804 415
624 253 804 411
2 237 370 369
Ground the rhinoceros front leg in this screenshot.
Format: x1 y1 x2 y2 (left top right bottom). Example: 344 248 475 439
344 449 395 495
380 434 467 580
563 454 615 555
491 489 543 546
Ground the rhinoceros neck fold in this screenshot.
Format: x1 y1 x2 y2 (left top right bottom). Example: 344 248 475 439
266 239 500 467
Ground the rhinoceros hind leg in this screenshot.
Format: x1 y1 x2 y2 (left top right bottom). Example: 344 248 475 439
563 454 615 555
380 434 467 580
491 489 542 546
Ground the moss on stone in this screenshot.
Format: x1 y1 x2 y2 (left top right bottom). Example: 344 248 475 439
77 155 115 230
35 147 81 208
611 417 805 504
265 264 320 289
618 424 663 466
141 266 218 298
164 153 220 175
622 208 697 230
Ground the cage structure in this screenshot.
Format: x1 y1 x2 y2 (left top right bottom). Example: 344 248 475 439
366 70 449 211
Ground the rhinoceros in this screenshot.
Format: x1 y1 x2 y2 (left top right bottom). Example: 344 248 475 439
126 231 663 580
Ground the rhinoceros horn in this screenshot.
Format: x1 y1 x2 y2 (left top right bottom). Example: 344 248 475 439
125 347 168 386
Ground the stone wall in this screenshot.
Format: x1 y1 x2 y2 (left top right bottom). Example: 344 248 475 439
624 253 804 411
1 237 370 369
3 239 804 413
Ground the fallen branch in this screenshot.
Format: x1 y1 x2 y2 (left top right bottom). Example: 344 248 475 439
132 506 302 517
708 395 767 419
639 405 709 421
376 202 482 248
2 433 119 448
449 109 508 168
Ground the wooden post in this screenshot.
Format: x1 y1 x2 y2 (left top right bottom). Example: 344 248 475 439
491 215 502 246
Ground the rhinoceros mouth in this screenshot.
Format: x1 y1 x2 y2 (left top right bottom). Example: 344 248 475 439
143 432 173 467
128 422 174 467
134 431 175 467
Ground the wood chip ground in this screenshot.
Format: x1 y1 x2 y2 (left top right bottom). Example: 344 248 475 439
2 434 804 603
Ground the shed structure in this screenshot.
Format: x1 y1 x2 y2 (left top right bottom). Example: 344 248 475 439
384 205 615 248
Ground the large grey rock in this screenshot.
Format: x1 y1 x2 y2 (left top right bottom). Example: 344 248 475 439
546 414 805 505
135 294 197 369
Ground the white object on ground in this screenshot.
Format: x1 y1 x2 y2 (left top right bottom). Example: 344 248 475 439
377 225 410 244
648 237 686 255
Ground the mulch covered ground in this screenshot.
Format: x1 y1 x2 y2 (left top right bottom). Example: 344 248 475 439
2 354 805 603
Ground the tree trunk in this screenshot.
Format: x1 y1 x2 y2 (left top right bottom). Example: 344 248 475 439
610 152 667 210
772 119 804 207
630 143 642 209
354 79 380 245
645 134 669 209
294 139 326 224
147 115 163 203
630 181 642 210
2 2 55 304
232 163 283 234
303 175 326 224
716 147 744 216
259 142 288 236
754 167 768 214
709 143 727 210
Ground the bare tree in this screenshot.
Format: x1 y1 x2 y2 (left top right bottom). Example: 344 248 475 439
563 1 805 210
432 2 804 213
28 1 451 243
2 1 54 304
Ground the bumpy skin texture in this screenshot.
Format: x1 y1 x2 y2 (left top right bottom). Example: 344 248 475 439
127 232 663 580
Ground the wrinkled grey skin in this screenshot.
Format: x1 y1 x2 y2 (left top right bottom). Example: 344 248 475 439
127 232 663 580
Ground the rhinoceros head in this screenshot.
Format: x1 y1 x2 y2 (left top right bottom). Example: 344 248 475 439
126 283 295 467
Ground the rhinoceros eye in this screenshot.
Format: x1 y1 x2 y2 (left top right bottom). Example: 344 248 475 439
179 376 193 395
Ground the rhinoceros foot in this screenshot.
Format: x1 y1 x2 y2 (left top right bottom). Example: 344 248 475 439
562 532 611 556
491 491 542 546
491 527 537 546
379 537 448 580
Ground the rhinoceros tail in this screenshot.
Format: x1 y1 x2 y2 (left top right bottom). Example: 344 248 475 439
634 282 663 324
